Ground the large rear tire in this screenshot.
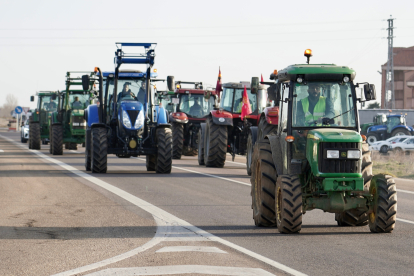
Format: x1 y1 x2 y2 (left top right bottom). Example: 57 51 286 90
335 142 371 226
251 139 277 227
204 117 227 168
49 126 53 154
155 128 172 174
368 174 397 233
52 125 63 155
391 128 410 137
198 128 205 165
246 131 256 176
31 123 41 150
367 133 378 145
258 116 277 140
91 127 107 173
172 123 184 159
85 129 91 171
276 175 303 234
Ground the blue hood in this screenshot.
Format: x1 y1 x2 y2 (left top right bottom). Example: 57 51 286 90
118 101 145 130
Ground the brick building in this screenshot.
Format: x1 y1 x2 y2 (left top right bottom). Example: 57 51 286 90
381 46 414 108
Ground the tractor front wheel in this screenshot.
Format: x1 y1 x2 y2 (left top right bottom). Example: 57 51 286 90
91 127 107 173
204 117 227 168
31 122 41 150
246 131 255 176
52 125 63 155
258 116 277 140
146 155 156 171
368 174 397 233
276 175 303 234
366 133 378 145
172 123 184 159
155 128 172 174
251 139 277 227
85 129 91 171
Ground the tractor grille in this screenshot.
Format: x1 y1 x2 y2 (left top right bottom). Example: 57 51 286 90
318 142 360 173
127 110 139 126
72 116 86 129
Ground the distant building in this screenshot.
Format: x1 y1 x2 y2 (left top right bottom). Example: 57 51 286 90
381 46 414 109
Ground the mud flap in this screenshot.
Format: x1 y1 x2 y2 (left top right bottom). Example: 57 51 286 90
266 134 284 176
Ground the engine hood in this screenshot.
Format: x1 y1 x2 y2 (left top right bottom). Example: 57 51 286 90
119 101 143 112
307 129 362 143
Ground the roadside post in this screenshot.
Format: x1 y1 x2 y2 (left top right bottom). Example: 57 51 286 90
15 106 22 132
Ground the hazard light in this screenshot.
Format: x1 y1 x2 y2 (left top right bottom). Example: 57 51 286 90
304 49 312 57
285 136 295 142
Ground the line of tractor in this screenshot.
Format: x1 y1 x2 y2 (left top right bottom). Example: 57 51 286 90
25 44 399 234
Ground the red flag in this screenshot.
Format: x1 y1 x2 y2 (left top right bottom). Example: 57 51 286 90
261 74 264 83
241 86 252 120
215 67 222 94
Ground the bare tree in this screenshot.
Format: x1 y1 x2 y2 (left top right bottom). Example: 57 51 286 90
0 94 19 117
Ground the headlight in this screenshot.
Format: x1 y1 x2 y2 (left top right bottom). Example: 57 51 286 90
72 122 80 126
122 110 131 128
134 111 144 129
326 150 339 158
347 150 361 159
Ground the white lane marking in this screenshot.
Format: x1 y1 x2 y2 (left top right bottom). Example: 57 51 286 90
86 265 275 276
226 160 246 166
156 246 227 254
0 135 307 276
136 158 251 187
0 149 4 152
397 218 414 225
397 189 414 195
69 150 82 154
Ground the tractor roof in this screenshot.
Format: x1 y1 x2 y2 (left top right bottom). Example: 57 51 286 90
100 69 158 78
222 82 265 89
277 64 356 82
175 88 217 95
36 91 59 96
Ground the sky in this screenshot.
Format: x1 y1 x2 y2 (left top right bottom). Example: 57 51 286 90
0 0 413 110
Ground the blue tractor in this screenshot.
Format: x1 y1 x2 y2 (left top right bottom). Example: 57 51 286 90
366 113 413 144
83 43 172 173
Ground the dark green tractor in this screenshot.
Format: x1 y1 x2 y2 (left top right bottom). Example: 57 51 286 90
29 91 60 150
49 72 96 155
251 50 397 234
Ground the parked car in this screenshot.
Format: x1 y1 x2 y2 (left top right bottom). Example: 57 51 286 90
369 135 411 153
20 119 29 143
388 137 414 154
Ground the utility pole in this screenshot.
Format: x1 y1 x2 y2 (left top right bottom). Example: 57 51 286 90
385 15 395 109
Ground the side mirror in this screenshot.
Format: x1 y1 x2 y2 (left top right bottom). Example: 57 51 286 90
30 96 34 102
51 94 57 100
251 77 259 94
82 75 90 91
204 90 211 100
167 76 175 91
364 84 376 101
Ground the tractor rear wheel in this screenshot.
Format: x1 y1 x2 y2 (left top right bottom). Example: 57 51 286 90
391 128 410 137
31 123 41 150
204 117 227 168
52 125 63 155
246 131 255 176
335 142 371 226
146 155 156 171
155 127 172 174
198 128 205 165
91 127 107 173
276 175 303 234
366 133 378 145
258 116 277 140
251 139 277 227
85 129 91 171
172 123 184 159
28 126 33 149
49 126 53 154
369 174 397 233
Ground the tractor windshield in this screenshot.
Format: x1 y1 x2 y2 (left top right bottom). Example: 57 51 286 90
292 82 356 128
177 94 215 118
63 94 90 110
105 78 147 104
39 96 57 112
220 87 257 114
158 94 175 113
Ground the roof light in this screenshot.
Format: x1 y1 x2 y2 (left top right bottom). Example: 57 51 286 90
361 135 366 141
273 70 278 76
343 76 350 83
94 67 99 73
176 84 180 89
304 49 312 57
153 68 157 73
285 136 295 142
297 77 303 83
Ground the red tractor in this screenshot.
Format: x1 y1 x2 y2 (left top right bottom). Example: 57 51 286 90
198 77 279 175
167 77 218 159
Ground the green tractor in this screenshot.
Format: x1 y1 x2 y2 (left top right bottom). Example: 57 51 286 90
29 91 60 150
251 50 397 234
49 72 96 155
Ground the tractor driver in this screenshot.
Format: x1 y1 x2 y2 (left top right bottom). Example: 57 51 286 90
296 83 334 126
48 99 57 111
117 82 137 102
137 82 146 103
72 96 83 109
189 97 202 117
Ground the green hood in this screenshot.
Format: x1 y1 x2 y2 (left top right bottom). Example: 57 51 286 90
308 129 362 143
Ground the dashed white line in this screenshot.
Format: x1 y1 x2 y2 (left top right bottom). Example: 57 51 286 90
0 149 4 152
397 218 414 225
156 246 227 254
397 189 414 195
85 265 276 276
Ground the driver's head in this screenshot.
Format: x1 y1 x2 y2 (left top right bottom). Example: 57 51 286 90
308 83 321 101
123 83 129 92
74 96 79 101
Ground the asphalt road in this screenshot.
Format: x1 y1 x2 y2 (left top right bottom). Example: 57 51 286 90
1 131 414 276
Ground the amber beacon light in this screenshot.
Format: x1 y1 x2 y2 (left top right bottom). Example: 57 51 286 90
304 49 312 64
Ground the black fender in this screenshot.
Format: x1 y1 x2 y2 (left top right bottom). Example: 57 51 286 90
156 123 172 129
91 123 106 129
211 115 233 126
266 134 284 176
199 123 206 150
